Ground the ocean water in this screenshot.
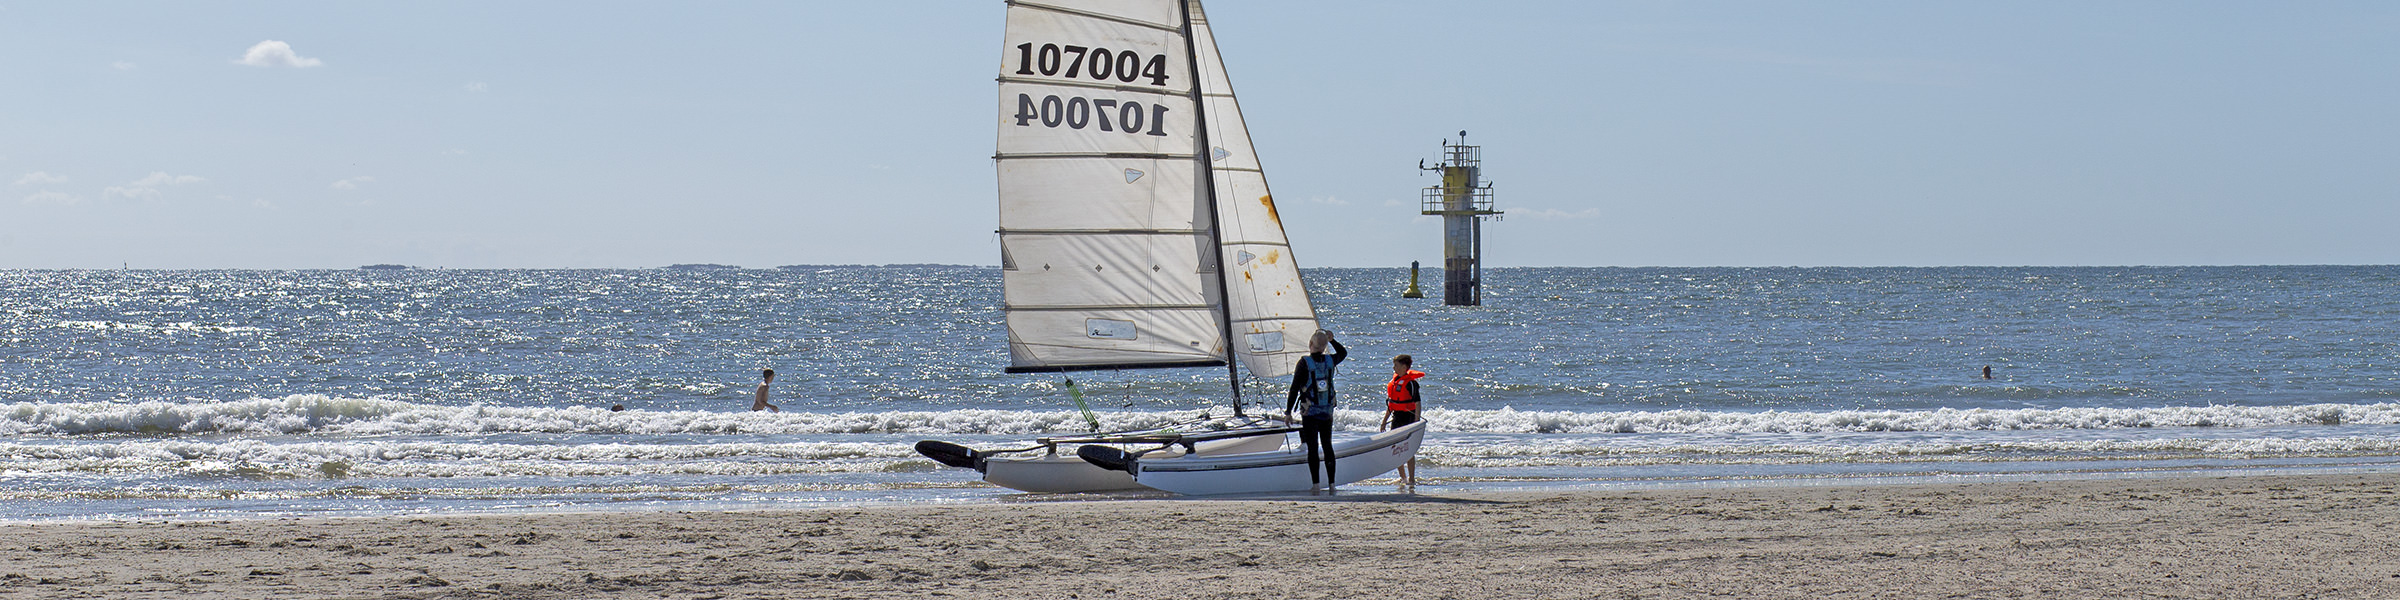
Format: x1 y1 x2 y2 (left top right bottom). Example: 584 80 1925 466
4 266 2398 521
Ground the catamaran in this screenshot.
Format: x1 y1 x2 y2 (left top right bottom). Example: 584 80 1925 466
913 0 1425 494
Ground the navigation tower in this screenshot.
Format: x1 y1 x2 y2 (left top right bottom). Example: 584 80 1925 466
1419 131 1502 306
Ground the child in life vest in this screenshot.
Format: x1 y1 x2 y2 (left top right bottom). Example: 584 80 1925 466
1383 354 1424 489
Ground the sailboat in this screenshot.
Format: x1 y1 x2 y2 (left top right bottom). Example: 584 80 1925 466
914 0 1425 494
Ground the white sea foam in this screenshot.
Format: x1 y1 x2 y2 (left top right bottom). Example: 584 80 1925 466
0 439 920 479
7 395 2400 437
1411 434 2400 468
1423 403 2400 435
4 427 2393 480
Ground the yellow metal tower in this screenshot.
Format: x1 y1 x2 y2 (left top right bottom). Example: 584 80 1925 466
1419 131 1501 306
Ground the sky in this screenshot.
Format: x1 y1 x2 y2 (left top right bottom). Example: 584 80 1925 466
4 1 2397 269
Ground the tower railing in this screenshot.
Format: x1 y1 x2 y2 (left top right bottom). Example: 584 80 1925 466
1421 184 1500 217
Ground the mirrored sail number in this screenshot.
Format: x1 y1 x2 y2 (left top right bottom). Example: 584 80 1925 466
1015 43 1170 87
1013 94 1169 137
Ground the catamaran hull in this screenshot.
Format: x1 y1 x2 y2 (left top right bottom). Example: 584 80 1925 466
1123 421 1426 495
944 433 1290 494
982 454 1145 493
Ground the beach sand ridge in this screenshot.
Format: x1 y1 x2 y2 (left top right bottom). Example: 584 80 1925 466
1 473 2394 599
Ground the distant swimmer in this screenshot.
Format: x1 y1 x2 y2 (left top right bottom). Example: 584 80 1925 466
753 369 781 412
1983 365 1993 380
610 404 626 412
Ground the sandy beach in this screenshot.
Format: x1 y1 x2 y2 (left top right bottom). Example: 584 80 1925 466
3 472 2395 599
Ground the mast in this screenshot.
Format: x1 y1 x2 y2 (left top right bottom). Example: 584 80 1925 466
1181 0 1245 416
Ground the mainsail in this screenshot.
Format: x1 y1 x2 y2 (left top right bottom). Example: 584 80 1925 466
996 0 1317 379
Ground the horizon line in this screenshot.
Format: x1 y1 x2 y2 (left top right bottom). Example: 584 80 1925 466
9 263 2398 272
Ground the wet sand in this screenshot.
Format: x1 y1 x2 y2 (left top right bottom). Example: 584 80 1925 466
3 472 2396 599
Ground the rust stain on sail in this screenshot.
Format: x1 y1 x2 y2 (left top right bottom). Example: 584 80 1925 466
1262 250 1279 265
1260 195 1279 225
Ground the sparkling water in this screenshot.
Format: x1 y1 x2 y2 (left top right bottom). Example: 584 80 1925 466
4 266 2397 520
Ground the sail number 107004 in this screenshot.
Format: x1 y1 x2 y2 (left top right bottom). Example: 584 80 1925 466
1014 43 1169 86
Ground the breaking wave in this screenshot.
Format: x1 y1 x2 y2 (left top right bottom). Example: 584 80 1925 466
0 439 921 479
8 395 2400 437
1427 403 2400 434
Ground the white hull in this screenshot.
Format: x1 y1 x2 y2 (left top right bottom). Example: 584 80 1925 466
1127 421 1426 495
979 433 1286 493
983 453 1143 493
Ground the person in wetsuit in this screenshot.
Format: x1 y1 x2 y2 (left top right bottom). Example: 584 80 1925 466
1286 330 1346 491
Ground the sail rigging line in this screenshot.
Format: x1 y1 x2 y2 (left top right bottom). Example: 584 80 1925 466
1179 0 1245 417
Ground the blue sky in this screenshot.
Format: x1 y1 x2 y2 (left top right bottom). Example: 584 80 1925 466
4 1 2397 269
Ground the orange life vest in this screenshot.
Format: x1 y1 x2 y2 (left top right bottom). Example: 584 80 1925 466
1386 370 1425 412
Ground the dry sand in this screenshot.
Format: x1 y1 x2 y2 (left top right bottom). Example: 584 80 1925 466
3 472 2397 599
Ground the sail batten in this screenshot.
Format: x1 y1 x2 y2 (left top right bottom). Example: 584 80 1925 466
995 76 1191 96
1000 229 1205 235
993 153 1194 160
1008 1 1184 33
996 0 1314 378
1003 360 1225 375
1010 304 1216 311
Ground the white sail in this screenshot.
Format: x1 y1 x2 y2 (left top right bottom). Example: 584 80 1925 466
1188 0 1319 379
996 0 1315 377
997 0 1218 372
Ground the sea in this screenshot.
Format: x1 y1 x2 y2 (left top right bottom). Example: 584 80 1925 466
4 265 2398 521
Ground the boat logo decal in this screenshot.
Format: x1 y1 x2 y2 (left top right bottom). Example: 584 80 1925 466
1085 318 1138 340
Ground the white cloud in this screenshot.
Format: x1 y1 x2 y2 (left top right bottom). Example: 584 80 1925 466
464 81 487 92
1514 207 1602 220
236 40 323 68
129 172 205 187
1307 195 1350 206
104 186 159 201
111 61 137 71
103 171 205 202
21 191 82 206
331 176 375 190
12 171 68 186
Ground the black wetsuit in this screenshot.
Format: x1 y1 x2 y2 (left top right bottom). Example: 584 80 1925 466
1285 339 1346 486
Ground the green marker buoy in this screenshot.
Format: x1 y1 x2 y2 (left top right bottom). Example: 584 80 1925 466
1402 260 1426 298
